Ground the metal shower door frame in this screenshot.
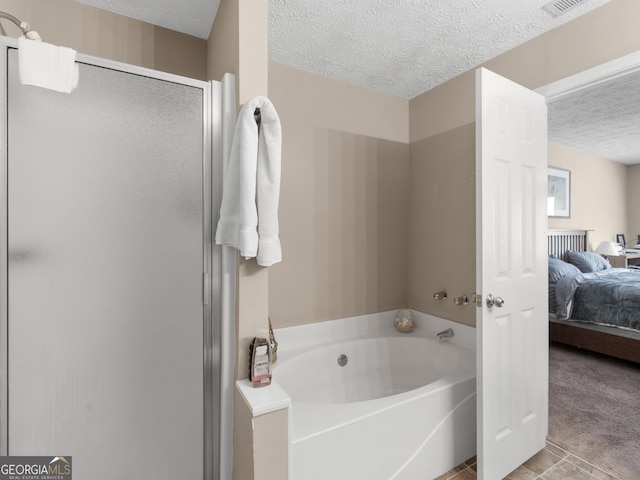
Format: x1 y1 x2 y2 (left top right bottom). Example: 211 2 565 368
0 37 225 480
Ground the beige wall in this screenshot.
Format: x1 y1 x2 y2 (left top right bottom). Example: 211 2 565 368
253 408 289 480
209 0 270 384
408 124 476 326
208 4 284 480
548 143 627 249
233 392 255 480
627 165 640 244
268 62 409 329
0 0 206 79
207 0 238 83
408 0 640 326
207 0 268 101
231 393 288 480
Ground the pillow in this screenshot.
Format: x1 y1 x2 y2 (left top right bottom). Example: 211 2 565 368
548 257 581 312
548 256 581 284
566 250 611 273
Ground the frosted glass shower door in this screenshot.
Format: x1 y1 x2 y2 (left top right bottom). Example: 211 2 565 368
4 49 211 479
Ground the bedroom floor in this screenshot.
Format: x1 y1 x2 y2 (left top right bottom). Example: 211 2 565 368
436 342 639 480
434 441 620 479
546 343 639 480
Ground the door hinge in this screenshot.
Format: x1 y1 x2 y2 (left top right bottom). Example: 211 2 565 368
471 292 482 308
203 272 211 306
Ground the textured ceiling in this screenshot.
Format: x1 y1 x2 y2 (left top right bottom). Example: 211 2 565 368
76 0 220 39
76 0 609 99
548 70 640 165
269 0 609 99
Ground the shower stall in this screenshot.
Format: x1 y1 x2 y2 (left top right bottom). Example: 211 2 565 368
0 39 234 479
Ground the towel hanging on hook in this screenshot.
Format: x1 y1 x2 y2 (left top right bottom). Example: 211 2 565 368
1 10 78 93
216 97 282 267
18 37 79 93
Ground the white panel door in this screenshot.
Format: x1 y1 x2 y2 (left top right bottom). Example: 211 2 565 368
475 67 548 480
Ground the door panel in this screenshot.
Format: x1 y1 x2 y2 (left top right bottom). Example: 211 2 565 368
6 49 207 479
476 68 548 480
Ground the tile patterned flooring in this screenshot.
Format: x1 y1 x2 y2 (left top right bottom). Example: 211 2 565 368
435 441 620 480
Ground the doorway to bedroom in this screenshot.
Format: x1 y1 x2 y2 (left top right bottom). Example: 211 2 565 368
538 51 640 480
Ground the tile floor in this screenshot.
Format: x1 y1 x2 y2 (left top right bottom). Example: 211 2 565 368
435 442 620 480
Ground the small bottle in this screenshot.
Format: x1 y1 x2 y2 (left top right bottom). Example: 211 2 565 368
249 337 272 387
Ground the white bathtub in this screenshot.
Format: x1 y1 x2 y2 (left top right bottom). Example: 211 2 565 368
274 311 477 480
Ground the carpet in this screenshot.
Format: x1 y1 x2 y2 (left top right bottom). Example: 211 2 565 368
548 342 640 480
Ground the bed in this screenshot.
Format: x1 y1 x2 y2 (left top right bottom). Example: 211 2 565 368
548 229 640 363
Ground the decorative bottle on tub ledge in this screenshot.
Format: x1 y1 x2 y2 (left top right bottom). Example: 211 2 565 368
394 308 414 333
249 336 272 387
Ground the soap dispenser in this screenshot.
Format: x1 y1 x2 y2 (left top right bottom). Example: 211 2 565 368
249 337 272 387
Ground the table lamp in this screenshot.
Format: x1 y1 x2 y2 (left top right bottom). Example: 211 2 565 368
595 241 622 256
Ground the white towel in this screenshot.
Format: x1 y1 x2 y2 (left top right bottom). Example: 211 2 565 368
18 37 79 93
215 96 282 267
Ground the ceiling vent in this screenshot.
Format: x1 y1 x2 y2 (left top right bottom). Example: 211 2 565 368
543 0 589 17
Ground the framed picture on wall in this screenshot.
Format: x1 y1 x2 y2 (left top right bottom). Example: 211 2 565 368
547 167 570 218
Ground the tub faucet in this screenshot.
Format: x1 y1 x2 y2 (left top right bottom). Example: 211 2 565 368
436 328 454 341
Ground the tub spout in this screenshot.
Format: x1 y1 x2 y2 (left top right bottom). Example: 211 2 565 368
436 328 454 340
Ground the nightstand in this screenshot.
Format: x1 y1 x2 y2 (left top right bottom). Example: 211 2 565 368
604 253 640 268
604 255 628 268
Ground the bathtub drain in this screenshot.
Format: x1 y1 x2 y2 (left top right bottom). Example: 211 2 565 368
337 354 348 367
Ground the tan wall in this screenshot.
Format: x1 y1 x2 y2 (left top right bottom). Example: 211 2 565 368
268 61 409 329
232 390 288 480
234 0 269 385
208 3 281 479
233 391 255 480
207 0 238 83
408 0 640 326
548 143 627 249
253 408 289 480
207 0 268 98
209 0 270 384
408 124 476 326
0 0 206 79
627 165 640 244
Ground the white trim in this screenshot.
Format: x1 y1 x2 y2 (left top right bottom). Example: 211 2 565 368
0 35 209 89
236 380 291 417
535 50 640 102
0 40 9 456
218 73 237 480
203 77 217 480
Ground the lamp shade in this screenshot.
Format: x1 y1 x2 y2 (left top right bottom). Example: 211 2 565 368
595 241 622 256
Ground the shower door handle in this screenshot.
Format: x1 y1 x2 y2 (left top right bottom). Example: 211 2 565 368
486 294 504 308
